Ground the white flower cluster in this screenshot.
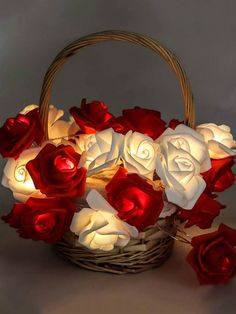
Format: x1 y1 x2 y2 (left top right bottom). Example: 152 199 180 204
75 123 235 210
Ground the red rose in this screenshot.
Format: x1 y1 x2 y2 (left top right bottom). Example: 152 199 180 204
2 198 77 243
179 193 225 229
111 107 166 140
26 143 86 198
106 167 164 231
168 119 183 129
202 157 235 193
187 224 236 284
0 108 44 159
70 98 115 133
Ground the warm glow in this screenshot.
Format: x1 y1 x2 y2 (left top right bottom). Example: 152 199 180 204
196 123 236 159
54 155 75 171
122 131 160 178
2 147 44 202
14 165 36 190
70 189 138 251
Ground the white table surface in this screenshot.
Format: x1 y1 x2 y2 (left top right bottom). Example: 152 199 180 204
0 162 235 314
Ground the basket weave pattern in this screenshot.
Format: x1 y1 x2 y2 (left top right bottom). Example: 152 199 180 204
55 216 176 274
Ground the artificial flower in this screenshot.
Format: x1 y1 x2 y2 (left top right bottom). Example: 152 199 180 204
70 189 138 251
1 147 44 202
121 131 160 178
2 197 77 243
0 108 44 159
70 98 115 134
112 107 166 140
26 143 86 198
156 142 206 209
157 124 211 172
77 128 123 175
196 123 236 159
21 104 79 144
106 167 164 231
187 224 236 284
202 157 235 193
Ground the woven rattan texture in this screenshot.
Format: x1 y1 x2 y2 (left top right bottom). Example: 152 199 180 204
54 196 177 274
54 217 176 274
39 30 195 140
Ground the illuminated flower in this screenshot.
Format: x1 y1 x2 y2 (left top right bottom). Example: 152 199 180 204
196 123 236 159
2 147 44 202
21 104 79 144
106 167 164 231
26 143 86 198
70 189 138 251
2 197 77 243
77 128 123 175
157 124 211 172
0 108 43 159
121 131 160 178
70 99 115 133
156 142 206 209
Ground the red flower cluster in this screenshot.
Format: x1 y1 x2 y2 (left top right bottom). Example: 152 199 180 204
70 100 167 140
112 107 166 140
0 108 44 159
187 224 236 284
2 142 87 243
106 167 164 231
2 198 77 243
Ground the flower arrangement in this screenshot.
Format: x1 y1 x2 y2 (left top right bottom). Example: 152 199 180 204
1 99 235 285
1 30 236 285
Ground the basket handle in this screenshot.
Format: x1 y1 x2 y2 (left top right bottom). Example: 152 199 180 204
39 30 195 140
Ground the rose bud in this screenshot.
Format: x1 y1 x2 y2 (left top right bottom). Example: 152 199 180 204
111 107 166 140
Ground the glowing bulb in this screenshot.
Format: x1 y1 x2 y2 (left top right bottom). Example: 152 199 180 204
54 155 75 171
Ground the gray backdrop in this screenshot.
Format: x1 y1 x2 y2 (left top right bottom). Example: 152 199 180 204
0 1 236 314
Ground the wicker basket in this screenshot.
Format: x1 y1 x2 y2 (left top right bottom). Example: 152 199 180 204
38 30 195 274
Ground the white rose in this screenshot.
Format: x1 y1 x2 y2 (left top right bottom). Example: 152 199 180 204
20 104 79 144
70 189 138 251
77 128 123 175
156 142 206 209
196 123 236 159
2 148 45 202
121 131 160 178
157 124 211 172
